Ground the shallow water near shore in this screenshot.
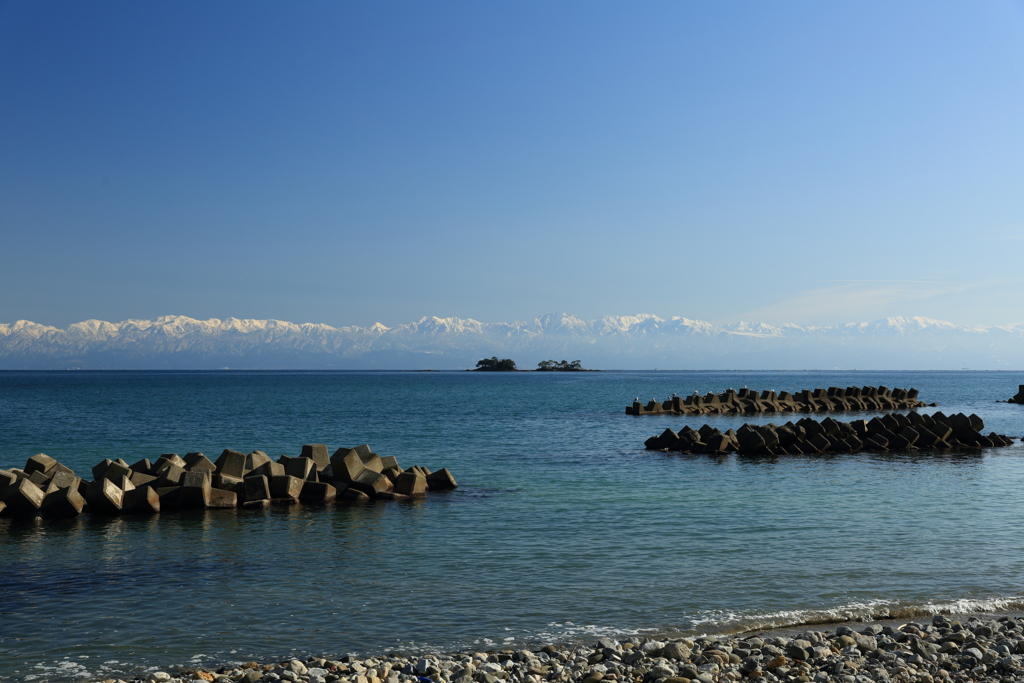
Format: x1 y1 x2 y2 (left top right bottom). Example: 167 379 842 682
4 370 1024 682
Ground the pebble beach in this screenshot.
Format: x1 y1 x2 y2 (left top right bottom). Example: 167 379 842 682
81 615 1024 683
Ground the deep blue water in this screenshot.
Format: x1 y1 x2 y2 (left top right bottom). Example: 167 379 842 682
3 370 1024 682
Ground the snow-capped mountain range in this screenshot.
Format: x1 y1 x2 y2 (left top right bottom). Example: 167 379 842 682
1 313 1023 369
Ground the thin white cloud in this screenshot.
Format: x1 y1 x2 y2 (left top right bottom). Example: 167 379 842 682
825 279 948 284
986 226 1024 243
717 280 988 326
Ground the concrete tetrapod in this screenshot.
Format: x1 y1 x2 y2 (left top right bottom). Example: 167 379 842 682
85 478 124 515
394 471 427 496
180 470 212 509
123 486 161 514
1005 384 1024 404
3 479 45 516
299 481 337 504
269 474 304 501
300 444 330 471
42 485 86 518
24 453 57 476
207 488 238 509
214 449 247 479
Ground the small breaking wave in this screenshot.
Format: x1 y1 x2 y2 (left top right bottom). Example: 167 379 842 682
673 595 1024 639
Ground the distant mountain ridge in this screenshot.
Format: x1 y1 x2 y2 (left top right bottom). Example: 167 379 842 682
1 313 1022 369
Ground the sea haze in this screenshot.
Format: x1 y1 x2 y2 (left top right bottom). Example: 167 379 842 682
2 314 1024 370
3 370 1024 682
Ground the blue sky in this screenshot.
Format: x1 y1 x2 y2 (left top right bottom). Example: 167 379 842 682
2 1 1023 329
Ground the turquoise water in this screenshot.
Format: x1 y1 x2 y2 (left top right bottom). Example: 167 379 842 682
3 370 1024 682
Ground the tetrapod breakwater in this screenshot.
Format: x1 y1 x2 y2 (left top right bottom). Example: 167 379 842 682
643 411 1015 455
0 444 457 519
627 385 929 416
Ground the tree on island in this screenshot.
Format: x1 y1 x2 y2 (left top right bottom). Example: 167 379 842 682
474 357 518 371
536 359 584 371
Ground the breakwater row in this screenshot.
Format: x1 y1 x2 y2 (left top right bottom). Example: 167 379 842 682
0 444 457 519
644 411 1015 455
88 615 1024 683
627 386 928 416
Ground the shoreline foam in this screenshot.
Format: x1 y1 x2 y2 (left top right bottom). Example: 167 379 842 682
70 614 1024 683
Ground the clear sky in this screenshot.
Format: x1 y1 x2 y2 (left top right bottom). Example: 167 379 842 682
2 1 1023 329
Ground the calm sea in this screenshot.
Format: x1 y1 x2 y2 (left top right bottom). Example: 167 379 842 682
3 370 1024 682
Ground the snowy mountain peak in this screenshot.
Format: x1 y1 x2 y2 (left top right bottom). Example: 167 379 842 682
868 316 961 333
2 313 1023 369
721 321 785 337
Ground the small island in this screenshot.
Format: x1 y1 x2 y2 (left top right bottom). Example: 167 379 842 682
536 359 585 371
473 357 518 371
471 358 599 371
